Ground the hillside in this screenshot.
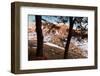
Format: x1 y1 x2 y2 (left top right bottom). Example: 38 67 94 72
28 22 88 60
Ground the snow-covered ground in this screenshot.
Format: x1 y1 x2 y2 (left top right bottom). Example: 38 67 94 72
29 32 88 52
71 37 88 57
71 37 88 51
44 42 64 50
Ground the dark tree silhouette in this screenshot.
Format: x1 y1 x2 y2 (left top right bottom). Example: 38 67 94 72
35 15 44 57
35 16 87 59
63 17 88 59
74 17 88 40
64 17 74 59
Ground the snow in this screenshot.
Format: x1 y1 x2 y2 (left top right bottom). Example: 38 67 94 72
71 37 88 57
71 37 88 51
44 35 52 42
44 42 64 50
28 32 37 40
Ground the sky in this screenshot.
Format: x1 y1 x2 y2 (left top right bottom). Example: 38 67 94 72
28 15 69 24
28 15 88 29
28 15 35 22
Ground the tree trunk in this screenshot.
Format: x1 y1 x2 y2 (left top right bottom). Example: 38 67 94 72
64 17 74 59
35 15 44 57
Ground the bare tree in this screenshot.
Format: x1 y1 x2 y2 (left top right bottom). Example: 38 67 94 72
64 17 74 59
35 15 44 57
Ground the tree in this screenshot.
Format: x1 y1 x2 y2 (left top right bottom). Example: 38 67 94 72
64 17 74 59
35 15 44 57
63 17 88 59
42 16 74 59
37 16 87 59
74 17 88 41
